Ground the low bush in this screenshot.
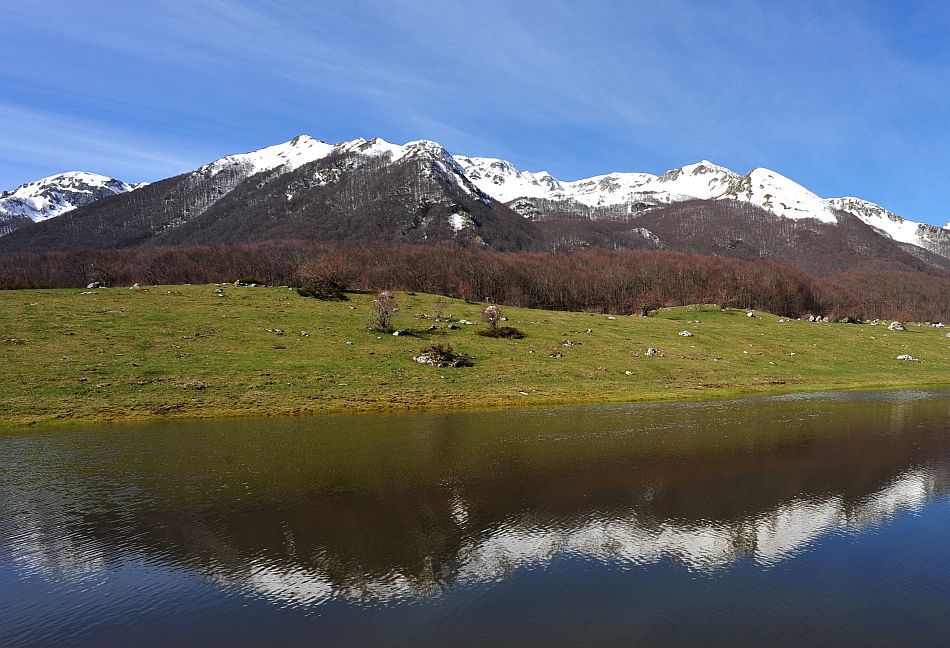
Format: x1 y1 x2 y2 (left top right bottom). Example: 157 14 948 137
478 326 526 339
295 257 354 300
413 342 474 368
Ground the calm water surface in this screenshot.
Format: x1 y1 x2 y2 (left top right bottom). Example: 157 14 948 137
3 390 950 646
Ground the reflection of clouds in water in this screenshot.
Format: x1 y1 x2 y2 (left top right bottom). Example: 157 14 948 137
207 469 939 608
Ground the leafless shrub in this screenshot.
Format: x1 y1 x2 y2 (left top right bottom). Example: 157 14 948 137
371 291 397 332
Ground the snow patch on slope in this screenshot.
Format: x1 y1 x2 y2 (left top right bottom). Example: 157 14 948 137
448 211 474 234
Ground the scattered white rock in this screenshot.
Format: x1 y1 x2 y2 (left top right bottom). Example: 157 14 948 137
624 370 633 376
678 330 693 337
888 321 906 331
645 347 660 356
896 354 918 361
607 316 616 320
746 311 755 318
458 319 475 325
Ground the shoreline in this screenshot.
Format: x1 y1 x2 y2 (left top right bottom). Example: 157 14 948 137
4 380 950 432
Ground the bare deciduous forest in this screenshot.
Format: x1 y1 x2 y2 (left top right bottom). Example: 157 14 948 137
3 240 949 322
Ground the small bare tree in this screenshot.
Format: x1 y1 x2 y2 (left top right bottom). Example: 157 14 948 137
434 296 447 321
371 291 397 332
483 305 501 331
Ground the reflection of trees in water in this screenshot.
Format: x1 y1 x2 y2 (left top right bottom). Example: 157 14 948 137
3 394 950 606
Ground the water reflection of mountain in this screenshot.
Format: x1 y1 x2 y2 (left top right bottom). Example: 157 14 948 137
3 392 950 607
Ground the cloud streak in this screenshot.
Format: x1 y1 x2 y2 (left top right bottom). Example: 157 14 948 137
2 0 950 223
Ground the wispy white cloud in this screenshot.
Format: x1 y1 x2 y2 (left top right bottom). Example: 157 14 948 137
0 102 208 185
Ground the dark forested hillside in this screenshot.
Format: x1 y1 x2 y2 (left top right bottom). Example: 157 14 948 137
148 149 539 251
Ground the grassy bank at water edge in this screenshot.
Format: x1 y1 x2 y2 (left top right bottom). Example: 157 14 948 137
1 284 949 427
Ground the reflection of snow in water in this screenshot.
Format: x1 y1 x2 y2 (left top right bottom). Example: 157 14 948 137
7 514 106 579
4 469 940 609
214 469 940 608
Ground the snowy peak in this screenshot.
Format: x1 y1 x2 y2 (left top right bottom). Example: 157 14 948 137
453 155 567 202
0 171 142 222
723 168 838 223
196 135 335 178
332 136 405 159
656 160 741 199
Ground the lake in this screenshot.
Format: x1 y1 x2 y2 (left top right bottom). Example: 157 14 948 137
3 390 950 646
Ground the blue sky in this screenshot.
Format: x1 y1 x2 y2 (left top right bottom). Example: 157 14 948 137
3 1 950 224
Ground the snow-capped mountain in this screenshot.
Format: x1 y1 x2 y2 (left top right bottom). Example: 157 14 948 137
3 133 950 272
453 157 742 208
0 134 522 251
196 135 488 204
0 172 143 235
455 156 840 222
455 155 948 245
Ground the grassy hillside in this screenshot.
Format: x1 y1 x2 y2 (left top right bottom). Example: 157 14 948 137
1 284 949 428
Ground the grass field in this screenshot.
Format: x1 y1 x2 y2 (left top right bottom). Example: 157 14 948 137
1 284 949 428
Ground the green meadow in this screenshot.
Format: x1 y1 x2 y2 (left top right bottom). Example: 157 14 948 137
2 284 948 428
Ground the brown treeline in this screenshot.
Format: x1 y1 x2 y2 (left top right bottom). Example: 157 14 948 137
1 240 947 322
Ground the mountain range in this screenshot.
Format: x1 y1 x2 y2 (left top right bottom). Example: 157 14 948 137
2 135 949 276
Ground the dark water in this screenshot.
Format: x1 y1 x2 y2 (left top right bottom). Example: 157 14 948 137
3 391 950 646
